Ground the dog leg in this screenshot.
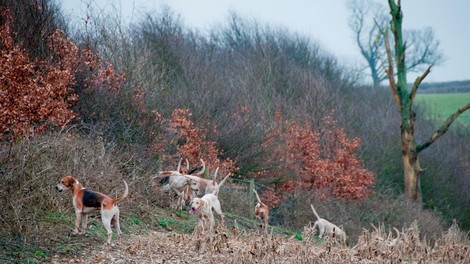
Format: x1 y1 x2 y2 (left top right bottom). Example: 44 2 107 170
318 225 325 239
112 207 122 236
79 214 88 235
197 216 205 233
219 214 225 228
101 209 114 244
208 212 215 233
178 190 184 210
73 211 82 235
212 199 224 228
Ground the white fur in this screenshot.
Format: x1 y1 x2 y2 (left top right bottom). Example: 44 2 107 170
190 193 224 233
310 204 346 244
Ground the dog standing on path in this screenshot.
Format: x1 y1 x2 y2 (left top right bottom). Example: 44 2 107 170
56 175 128 244
310 204 346 244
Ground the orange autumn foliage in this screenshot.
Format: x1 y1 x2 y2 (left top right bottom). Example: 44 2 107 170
0 9 77 140
153 109 238 175
0 8 125 141
260 112 374 207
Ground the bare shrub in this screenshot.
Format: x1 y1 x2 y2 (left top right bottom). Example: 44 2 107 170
0 0 65 57
354 220 469 263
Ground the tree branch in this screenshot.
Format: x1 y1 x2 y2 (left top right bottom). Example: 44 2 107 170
377 23 400 109
410 65 432 104
417 103 470 152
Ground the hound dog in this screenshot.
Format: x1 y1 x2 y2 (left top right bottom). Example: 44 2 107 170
310 204 346 244
56 175 128 244
188 173 230 233
189 193 224 233
253 189 269 229
184 167 230 197
155 159 204 209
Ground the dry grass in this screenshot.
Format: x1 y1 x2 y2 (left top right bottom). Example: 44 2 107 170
271 190 446 245
47 221 469 263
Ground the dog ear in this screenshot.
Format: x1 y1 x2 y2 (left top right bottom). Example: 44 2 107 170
65 176 76 187
200 199 207 208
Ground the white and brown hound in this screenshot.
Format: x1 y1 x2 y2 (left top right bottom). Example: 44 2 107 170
56 175 128 244
183 167 230 197
188 173 230 233
155 159 205 209
310 204 346 244
253 189 269 229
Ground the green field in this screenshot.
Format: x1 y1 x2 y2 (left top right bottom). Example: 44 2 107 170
415 93 470 126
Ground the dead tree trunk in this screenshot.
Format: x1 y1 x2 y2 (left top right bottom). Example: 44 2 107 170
384 0 470 201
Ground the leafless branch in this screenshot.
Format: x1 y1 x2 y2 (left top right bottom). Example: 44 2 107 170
417 103 470 153
376 21 400 108
409 65 432 104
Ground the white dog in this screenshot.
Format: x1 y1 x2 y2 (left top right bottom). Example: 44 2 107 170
155 159 204 209
189 193 224 233
310 204 346 243
188 173 230 233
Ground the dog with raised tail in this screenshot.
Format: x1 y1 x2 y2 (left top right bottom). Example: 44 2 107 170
310 204 346 244
155 159 205 209
253 189 269 229
185 167 231 196
188 173 230 233
56 175 128 244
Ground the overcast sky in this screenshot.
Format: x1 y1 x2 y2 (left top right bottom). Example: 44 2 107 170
62 0 470 83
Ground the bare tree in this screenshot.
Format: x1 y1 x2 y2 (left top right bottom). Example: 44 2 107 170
348 0 444 87
383 0 470 201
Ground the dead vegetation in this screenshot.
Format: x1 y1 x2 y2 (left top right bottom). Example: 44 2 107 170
1 131 466 263
48 221 469 263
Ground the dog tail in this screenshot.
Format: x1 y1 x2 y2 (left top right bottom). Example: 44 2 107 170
253 189 262 204
213 173 230 196
113 181 129 204
310 204 321 220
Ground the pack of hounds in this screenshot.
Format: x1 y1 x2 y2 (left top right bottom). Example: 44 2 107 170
56 158 346 244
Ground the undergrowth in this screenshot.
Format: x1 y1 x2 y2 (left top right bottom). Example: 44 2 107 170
0 131 465 263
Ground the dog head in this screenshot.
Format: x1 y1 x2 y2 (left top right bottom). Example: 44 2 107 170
189 197 206 214
56 175 78 192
